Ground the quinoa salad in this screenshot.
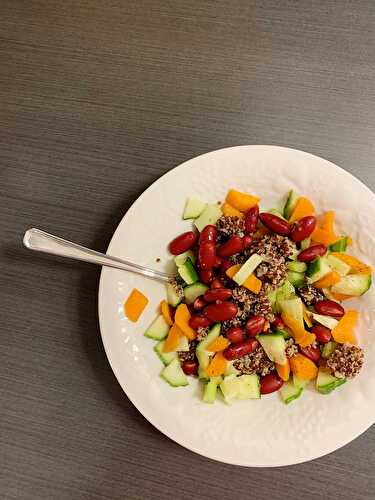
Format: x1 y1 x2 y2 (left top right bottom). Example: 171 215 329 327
125 188 372 404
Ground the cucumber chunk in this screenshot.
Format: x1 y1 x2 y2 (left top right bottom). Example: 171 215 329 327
194 204 222 232
267 289 278 312
166 282 182 307
311 313 339 330
316 367 346 394
293 374 309 389
233 253 263 285
280 380 303 404
331 274 372 296
175 250 196 267
183 197 207 219
184 282 208 304
257 333 287 364
326 255 350 276
275 280 295 312
306 257 330 283
300 238 311 250
203 376 223 403
160 358 189 387
197 324 221 352
178 258 199 285
321 341 337 359
197 350 210 380
220 374 260 403
145 315 170 340
224 360 240 376
288 261 307 273
329 237 348 252
176 335 190 352
154 341 178 366
287 271 306 288
279 297 304 327
284 190 298 219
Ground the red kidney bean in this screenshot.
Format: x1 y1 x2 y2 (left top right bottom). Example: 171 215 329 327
199 268 214 284
299 345 321 362
204 302 238 322
199 225 217 245
214 256 223 268
182 360 198 376
260 373 284 394
226 327 246 344
204 288 232 302
297 244 327 262
210 278 224 289
311 324 331 343
169 231 197 255
217 235 244 258
314 299 345 317
199 242 216 270
223 338 259 360
259 213 290 235
244 205 259 233
272 315 285 330
193 297 206 311
242 234 253 249
189 314 211 329
220 259 233 274
290 216 317 243
245 315 266 337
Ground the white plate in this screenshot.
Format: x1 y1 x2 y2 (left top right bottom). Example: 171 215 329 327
98 145 375 467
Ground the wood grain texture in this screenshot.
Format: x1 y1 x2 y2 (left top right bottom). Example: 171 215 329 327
1 1 375 498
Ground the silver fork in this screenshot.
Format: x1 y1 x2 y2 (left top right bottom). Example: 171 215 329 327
23 228 174 282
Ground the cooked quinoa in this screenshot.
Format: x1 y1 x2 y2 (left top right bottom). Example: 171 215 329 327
285 338 298 358
178 341 197 362
216 215 245 239
297 285 325 306
234 346 275 376
327 343 364 379
168 278 184 300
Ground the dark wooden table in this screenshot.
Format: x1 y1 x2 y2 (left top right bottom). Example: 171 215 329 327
2 1 375 499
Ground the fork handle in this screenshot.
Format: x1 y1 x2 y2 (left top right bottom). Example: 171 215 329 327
23 228 172 282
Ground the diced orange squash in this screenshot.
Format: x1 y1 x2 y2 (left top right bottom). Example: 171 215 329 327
160 300 173 326
289 353 318 380
331 310 359 344
331 292 355 302
282 313 316 347
302 306 313 328
310 227 339 246
225 189 260 212
207 335 230 352
253 226 269 239
175 303 196 340
124 288 149 322
243 273 262 294
314 271 341 289
226 264 241 279
221 202 244 218
288 197 315 223
276 360 290 382
263 321 270 332
163 323 183 352
330 253 373 275
206 351 228 377
320 211 336 234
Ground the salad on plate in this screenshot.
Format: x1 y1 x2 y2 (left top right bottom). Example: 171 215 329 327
125 188 372 405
